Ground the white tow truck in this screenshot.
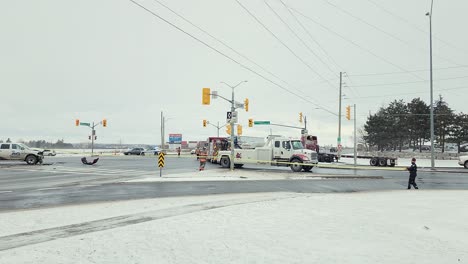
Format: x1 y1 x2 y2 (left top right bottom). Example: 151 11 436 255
217 135 318 172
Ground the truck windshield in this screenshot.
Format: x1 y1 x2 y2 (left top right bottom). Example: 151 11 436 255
291 141 304 150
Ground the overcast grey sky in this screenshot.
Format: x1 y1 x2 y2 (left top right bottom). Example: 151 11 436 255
1 0 467 146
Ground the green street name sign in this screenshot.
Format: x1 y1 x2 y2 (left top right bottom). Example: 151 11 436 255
254 121 270 125
80 122 91 127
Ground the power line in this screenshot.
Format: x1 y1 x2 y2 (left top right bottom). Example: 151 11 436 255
348 65 468 77
234 0 333 85
349 85 468 100
365 0 468 56
278 0 343 73
286 4 427 81
128 0 338 116
150 0 291 87
264 0 336 77
323 0 463 67
348 75 468 88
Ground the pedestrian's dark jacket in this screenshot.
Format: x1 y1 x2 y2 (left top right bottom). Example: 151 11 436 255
408 163 417 177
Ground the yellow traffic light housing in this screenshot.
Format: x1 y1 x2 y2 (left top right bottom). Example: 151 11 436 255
248 118 253 127
299 112 303 123
237 125 242 136
244 98 249 112
203 119 207 127
75 119 80 126
346 105 351 120
226 124 231 135
202 88 211 105
102 119 107 127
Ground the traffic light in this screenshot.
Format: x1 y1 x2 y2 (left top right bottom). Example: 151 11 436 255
248 118 253 127
299 112 303 123
202 88 211 105
75 119 80 126
102 119 107 127
237 125 242 136
226 124 231 135
244 98 249 112
346 105 351 120
88 136 91 140
203 119 207 127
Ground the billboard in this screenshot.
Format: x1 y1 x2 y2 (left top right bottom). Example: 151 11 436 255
169 134 182 144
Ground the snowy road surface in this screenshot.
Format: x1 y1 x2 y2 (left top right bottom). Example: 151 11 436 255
0 190 467 263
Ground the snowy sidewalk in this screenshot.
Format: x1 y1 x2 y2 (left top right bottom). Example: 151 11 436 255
0 191 467 263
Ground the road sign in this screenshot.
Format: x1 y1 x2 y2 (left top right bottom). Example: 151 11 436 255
80 122 90 127
226 111 232 123
158 152 165 168
169 134 182 144
232 111 238 123
254 121 270 125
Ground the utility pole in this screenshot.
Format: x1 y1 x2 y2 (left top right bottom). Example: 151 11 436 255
91 122 95 156
160 111 164 153
427 1 435 170
354 104 357 167
338 72 342 158
220 81 248 171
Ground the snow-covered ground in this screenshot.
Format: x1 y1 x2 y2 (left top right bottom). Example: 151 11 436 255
1 191 467 263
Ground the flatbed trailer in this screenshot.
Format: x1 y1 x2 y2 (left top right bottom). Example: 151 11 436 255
340 154 397 167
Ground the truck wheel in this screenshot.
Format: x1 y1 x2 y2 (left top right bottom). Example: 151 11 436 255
234 164 244 168
324 156 331 163
141 152 145 156
464 161 468 169
25 155 38 165
303 166 312 172
378 158 387 167
290 158 303 172
220 156 230 168
370 158 378 166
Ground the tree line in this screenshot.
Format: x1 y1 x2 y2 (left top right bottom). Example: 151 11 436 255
363 96 468 153
0 139 74 149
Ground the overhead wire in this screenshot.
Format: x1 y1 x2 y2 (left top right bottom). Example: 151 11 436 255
150 0 291 87
264 0 336 77
285 3 427 81
347 65 468 77
365 0 468 56
348 75 468 88
323 0 463 67
234 0 335 87
128 0 338 116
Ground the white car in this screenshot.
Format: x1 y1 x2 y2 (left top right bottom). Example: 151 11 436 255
459 156 468 169
0 143 44 164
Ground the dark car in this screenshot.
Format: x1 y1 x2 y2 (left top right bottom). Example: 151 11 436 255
124 148 145 156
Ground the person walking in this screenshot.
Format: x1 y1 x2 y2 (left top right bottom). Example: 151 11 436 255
407 158 419 189
199 147 207 171
177 147 181 157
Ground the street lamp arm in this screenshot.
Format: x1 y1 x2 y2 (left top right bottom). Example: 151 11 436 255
215 94 233 104
220 80 248 89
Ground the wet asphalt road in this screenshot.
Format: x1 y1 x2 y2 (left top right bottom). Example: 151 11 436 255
0 156 467 211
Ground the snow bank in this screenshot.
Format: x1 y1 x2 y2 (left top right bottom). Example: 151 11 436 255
0 191 467 263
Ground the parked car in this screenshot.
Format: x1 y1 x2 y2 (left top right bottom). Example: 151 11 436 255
124 148 145 156
0 143 44 164
459 155 468 169
43 149 56 156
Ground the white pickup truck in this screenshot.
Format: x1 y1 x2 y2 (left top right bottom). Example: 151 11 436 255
217 135 319 172
0 143 44 165
459 155 468 169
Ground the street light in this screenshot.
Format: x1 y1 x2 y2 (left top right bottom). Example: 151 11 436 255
220 80 248 171
426 0 435 170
